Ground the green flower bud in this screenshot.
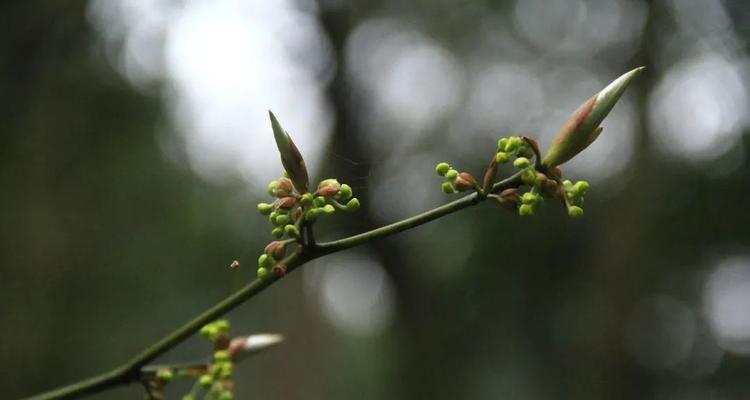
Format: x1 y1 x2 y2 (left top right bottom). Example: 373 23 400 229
435 162 451 176
214 320 229 331
157 369 173 381
213 350 230 362
574 180 590 195
445 169 459 180
257 203 273 215
441 181 456 194
271 227 284 238
219 363 233 379
521 192 537 204
218 391 234 400
518 204 534 216
497 138 508 150
300 193 313 206
495 152 510 164
313 196 327 207
513 157 530 169
284 224 299 237
568 206 584 217
305 208 320 222
257 267 269 278
542 67 645 168
268 211 279 224
521 168 536 186
267 180 279 196
274 214 290 226
345 198 360 212
198 374 213 389
337 184 353 200
322 204 335 214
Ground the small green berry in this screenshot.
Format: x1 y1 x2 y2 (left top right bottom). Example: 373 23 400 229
435 162 451 176
441 181 455 194
445 169 459 180
495 152 509 164
257 203 273 215
271 227 284 238
345 198 360 212
518 204 534 216
257 267 269 278
568 206 584 217
513 157 530 169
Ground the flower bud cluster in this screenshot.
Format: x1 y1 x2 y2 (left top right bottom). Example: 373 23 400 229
435 162 478 194
191 320 235 400
495 136 534 164
562 180 589 217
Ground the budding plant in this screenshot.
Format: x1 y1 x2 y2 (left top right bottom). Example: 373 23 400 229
26 67 644 400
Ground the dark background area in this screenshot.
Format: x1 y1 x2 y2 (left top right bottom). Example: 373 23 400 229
3 0 750 399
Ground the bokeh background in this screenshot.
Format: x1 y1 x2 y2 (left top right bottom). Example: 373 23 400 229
3 0 750 399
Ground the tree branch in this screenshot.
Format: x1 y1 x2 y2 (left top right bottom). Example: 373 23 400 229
25 171 523 400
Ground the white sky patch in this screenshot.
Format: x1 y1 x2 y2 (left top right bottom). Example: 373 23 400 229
88 0 334 185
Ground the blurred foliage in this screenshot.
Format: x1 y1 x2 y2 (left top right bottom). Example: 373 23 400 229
3 1 750 400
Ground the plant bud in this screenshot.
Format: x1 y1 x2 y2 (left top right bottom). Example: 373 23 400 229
482 157 498 193
345 198 360 212
300 192 313 206
313 196 327 207
274 214 290 226
257 203 273 215
317 179 341 197
495 152 510 164
273 196 296 210
284 224 299 237
513 157 530 169
441 182 456 194
435 162 450 176
518 204 534 216
269 111 309 193
264 241 286 259
542 67 645 168
452 172 477 192
305 208 320 222
445 169 459 180
271 227 284 238
322 204 335 214
257 267 269 278
521 168 536 186
273 178 294 197
337 184 353 200
496 188 520 210
568 206 584 217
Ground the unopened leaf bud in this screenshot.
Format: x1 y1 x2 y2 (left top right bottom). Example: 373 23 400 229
568 206 584 217
345 198 360 212
513 157 530 169
435 162 451 176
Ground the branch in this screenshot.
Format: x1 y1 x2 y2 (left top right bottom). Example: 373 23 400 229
25 172 523 400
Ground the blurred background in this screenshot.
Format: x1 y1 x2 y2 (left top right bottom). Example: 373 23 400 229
2 0 750 399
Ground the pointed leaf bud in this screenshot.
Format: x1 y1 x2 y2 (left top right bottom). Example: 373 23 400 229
482 157 498 193
435 162 450 176
317 179 341 197
269 111 309 193
542 67 645 168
